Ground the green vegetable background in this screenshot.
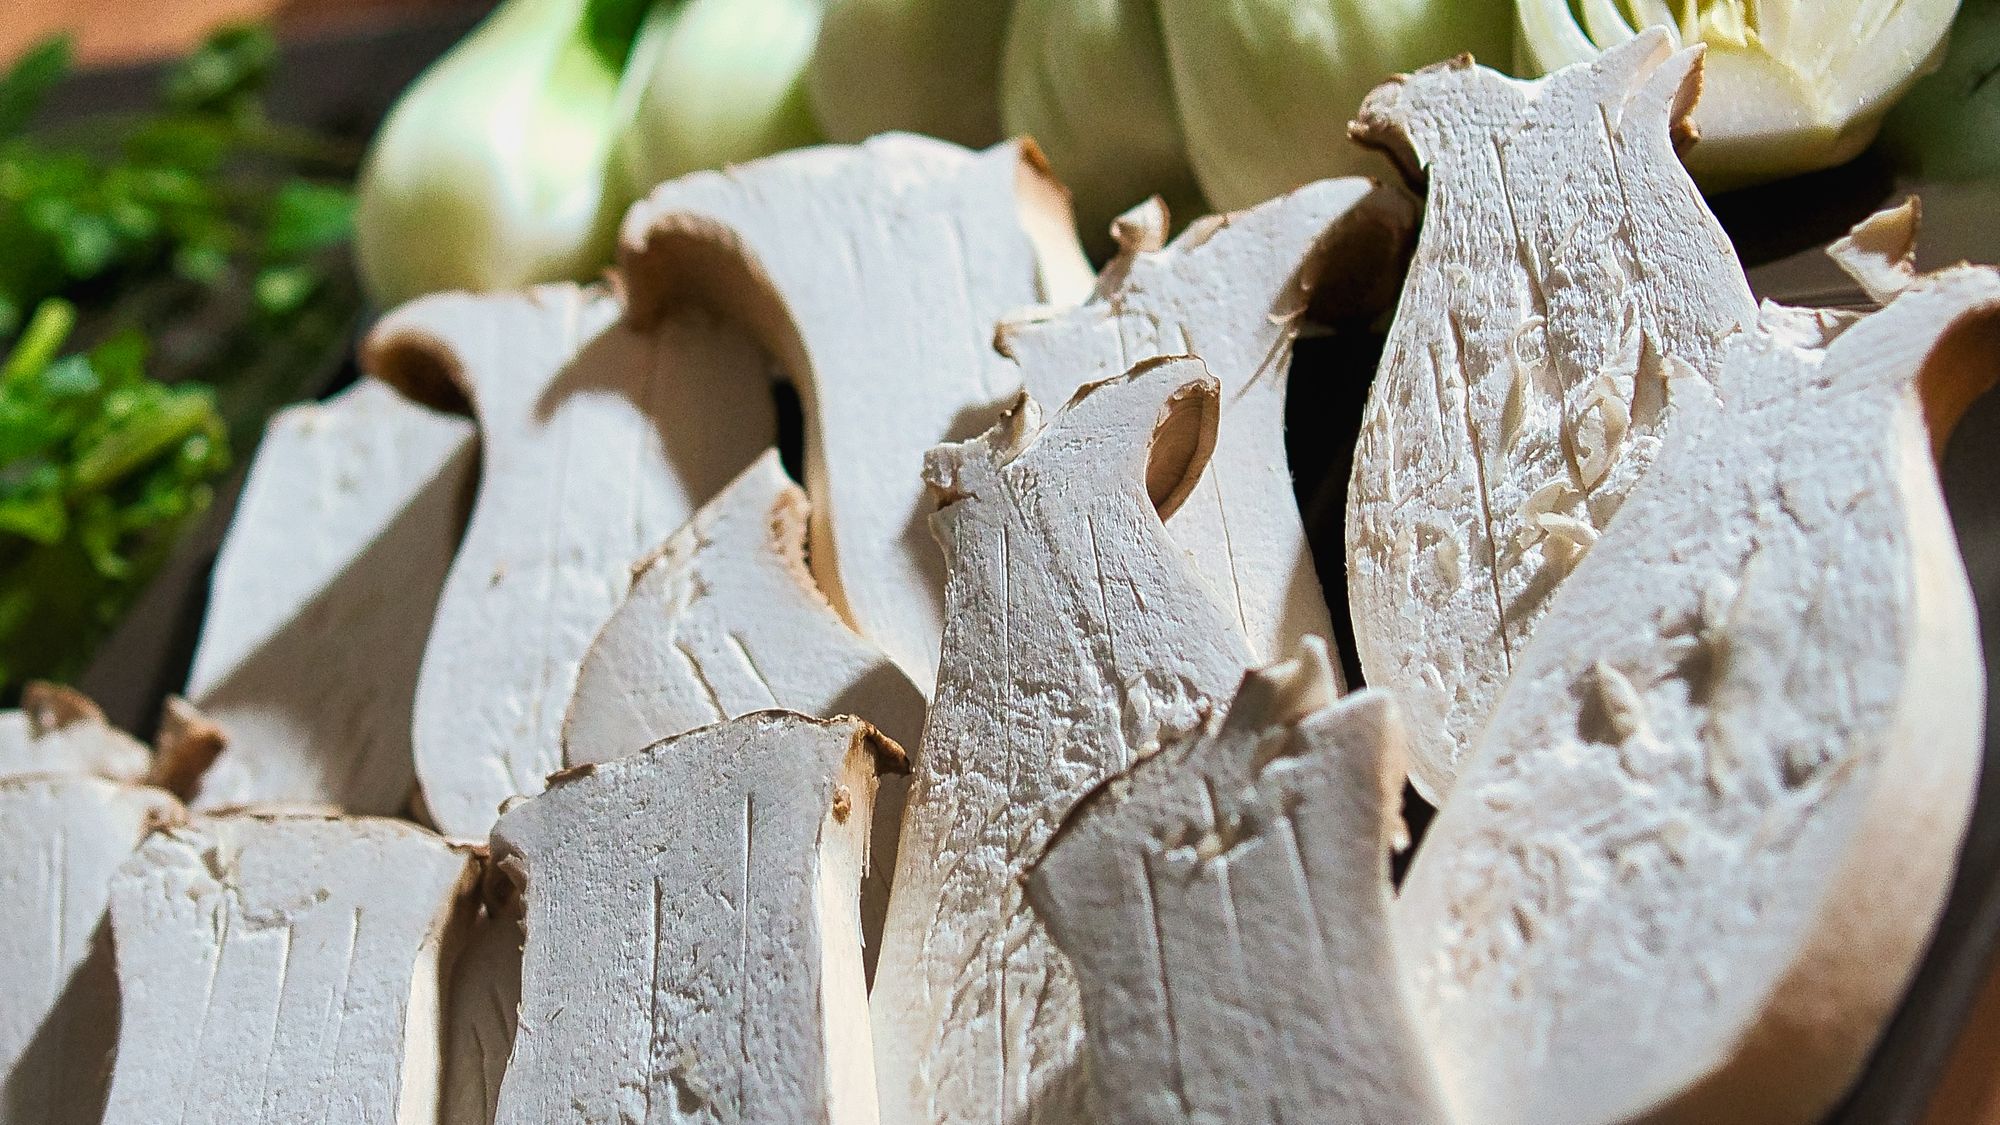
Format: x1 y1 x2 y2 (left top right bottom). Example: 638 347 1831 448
357 0 1991 307
0 26 358 695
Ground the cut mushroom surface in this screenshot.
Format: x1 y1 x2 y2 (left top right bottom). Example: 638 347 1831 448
1000 180 1413 667
1345 31 1760 800
1396 259 2000 1125
619 134 1094 694
0 775 181 1125
562 450 926 974
102 812 477 1125
441 863 522 1125
184 378 474 816
871 357 1255 1125
368 283 777 839
0 683 150 781
146 696 226 801
490 712 903 1125
564 449 925 764
1029 641 1450 1125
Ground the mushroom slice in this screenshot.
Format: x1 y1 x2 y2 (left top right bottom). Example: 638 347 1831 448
619 134 1093 693
489 712 904 1124
145 697 226 801
102 812 478 1125
367 283 777 839
999 182 1413 666
871 357 1255 1125
0 776 181 1125
1344 31 1761 800
183 379 473 815
0 683 149 781
1396 259 2000 1125
441 860 522 1125
1028 640 1449 1125
562 450 926 973
564 450 925 763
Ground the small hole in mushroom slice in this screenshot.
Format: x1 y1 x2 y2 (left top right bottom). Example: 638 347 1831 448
1142 369 1220 522
1917 298 2000 456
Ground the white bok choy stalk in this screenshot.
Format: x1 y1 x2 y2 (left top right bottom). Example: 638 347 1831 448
809 0 1013 147
355 0 633 307
1516 0 1963 187
1000 0 1202 255
1156 0 1512 211
608 0 824 201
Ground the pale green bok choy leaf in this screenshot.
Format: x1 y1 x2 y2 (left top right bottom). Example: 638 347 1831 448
1516 0 1962 187
1156 0 1512 212
809 0 1014 146
610 0 823 199
355 0 631 306
1000 0 1202 254
1881 0 2000 182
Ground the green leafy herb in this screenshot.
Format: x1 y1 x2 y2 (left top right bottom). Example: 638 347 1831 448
0 37 70 139
0 24 361 693
263 179 356 259
0 298 228 688
162 23 279 119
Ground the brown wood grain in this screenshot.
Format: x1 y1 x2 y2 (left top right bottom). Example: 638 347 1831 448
1925 948 2000 1125
1 0 471 65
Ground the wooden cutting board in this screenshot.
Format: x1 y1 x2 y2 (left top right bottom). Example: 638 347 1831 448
0 0 481 66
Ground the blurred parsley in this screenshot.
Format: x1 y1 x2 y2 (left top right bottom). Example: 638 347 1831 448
0 24 361 693
0 297 228 690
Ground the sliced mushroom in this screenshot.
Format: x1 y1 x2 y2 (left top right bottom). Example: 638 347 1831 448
102 812 478 1124
0 775 181 1125
441 860 522 1125
367 284 777 839
871 357 1254 1125
562 450 926 974
1000 181 1413 666
619 134 1094 693
1345 31 1760 800
563 450 925 764
146 696 227 802
489 713 903 1124
184 379 474 815
1028 640 1449 1125
1396 249 2000 1125
0 682 150 781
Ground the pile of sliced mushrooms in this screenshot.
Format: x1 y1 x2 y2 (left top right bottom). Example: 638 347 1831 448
7 34 1998 1125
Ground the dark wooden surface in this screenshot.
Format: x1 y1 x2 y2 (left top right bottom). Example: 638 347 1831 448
1838 347 2000 1125
40 13 2000 1121
2 0 476 66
